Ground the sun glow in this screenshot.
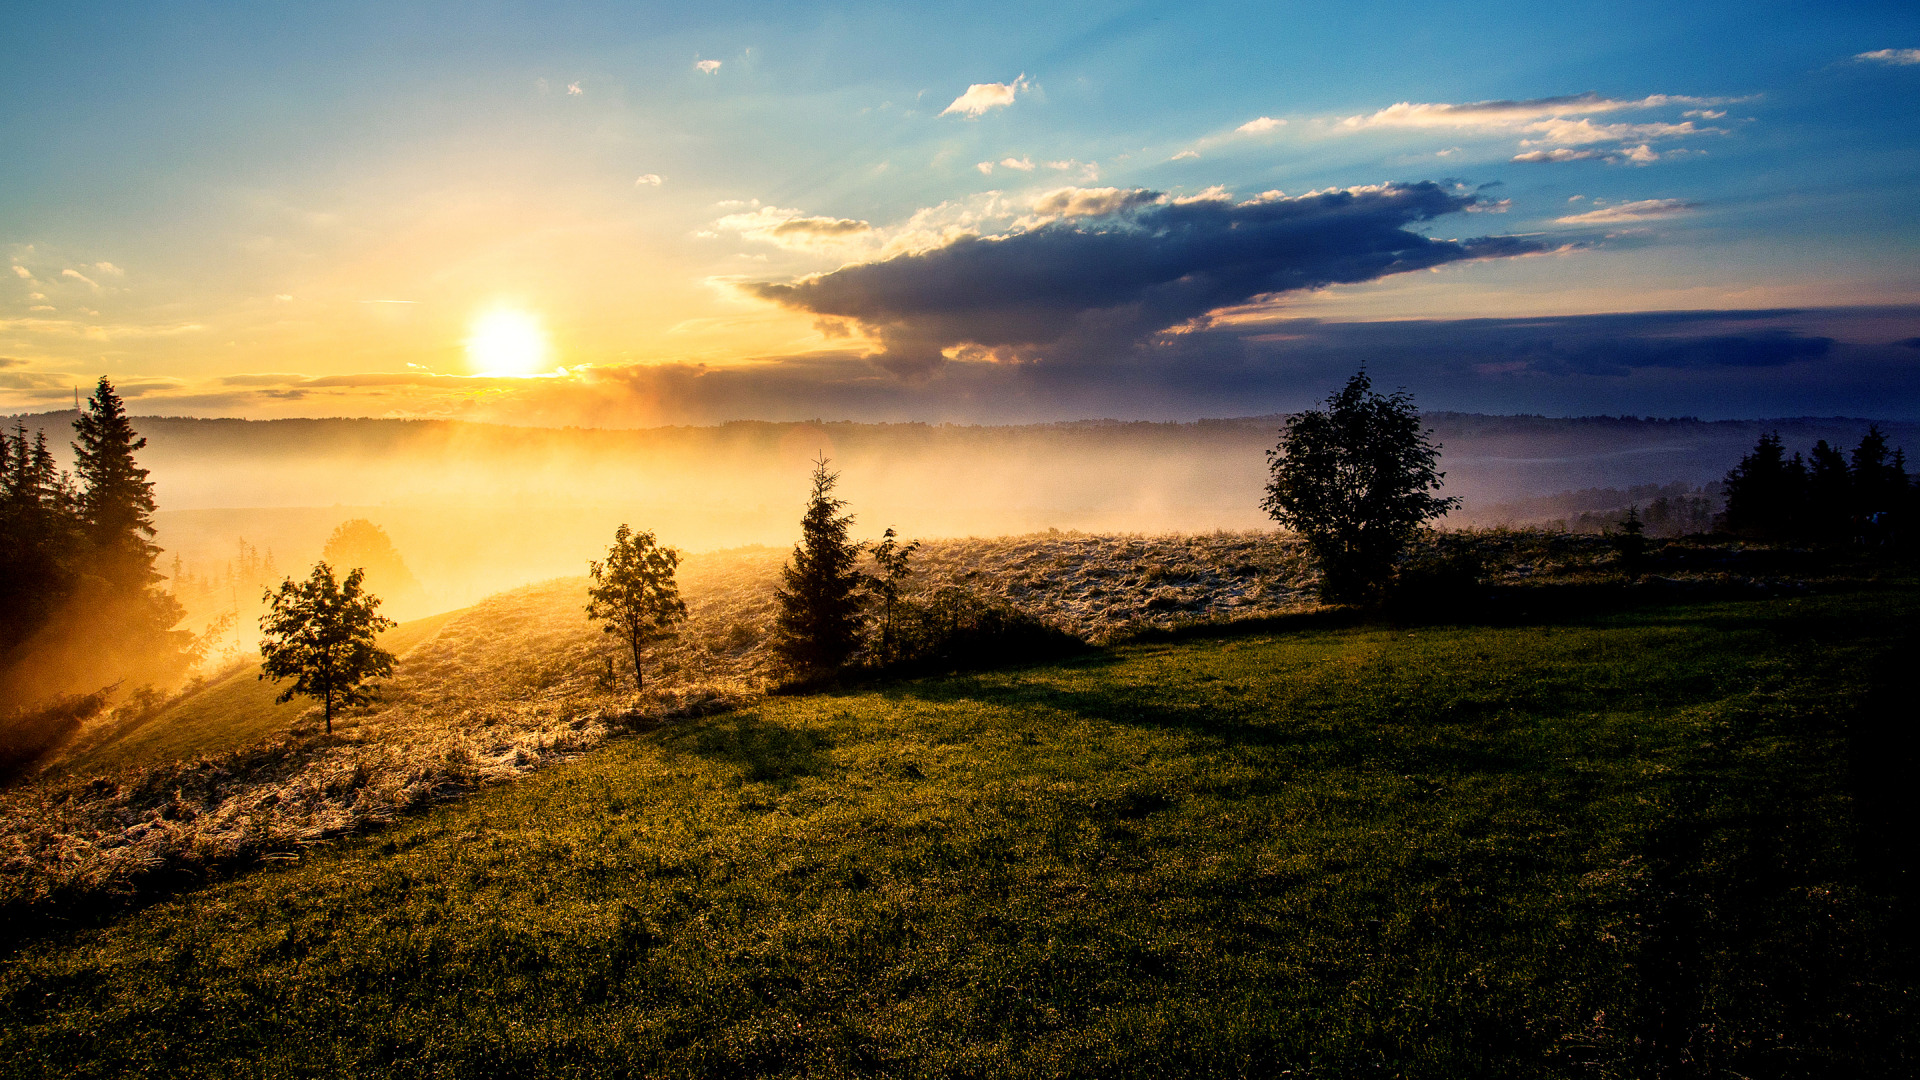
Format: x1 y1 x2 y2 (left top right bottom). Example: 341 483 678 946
466 309 550 375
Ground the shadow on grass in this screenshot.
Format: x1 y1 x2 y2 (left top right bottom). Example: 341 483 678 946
668 711 838 789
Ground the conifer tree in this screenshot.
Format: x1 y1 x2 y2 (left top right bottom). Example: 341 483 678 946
1722 432 1806 537
72 377 160 584
773 456 867 673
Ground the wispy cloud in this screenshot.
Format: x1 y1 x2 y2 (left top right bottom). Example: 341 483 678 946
1855 48 1920 65
1514 143 1661 165
940 75 1029 118
1556 198 1700 224
710 205 874 250
10 266 30 280
61 268 99 288
634 173 664 186
695 59 721 74
92 261 124 276
999 156 1035 171
1340 92 1740 131
1170 149 1200 161
1236 116 1284 134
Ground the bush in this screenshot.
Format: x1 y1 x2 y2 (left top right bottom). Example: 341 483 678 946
879 585 1084 672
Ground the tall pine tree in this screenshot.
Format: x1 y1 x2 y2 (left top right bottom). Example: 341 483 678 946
73 377 161 586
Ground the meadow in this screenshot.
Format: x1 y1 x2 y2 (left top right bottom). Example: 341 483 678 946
2 560 1914 1077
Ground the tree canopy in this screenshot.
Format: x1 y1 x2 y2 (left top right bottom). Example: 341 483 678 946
1263 370 1456 603
258 562 396 734
585 525 687 692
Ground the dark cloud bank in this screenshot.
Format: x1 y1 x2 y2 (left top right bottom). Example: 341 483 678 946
751 182 1543 375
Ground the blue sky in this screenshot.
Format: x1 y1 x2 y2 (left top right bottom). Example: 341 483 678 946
2 1 1917 422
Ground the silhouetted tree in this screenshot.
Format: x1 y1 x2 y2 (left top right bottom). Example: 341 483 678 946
1263 371 1457 604
0 424 82 657
585 524 687 692
774 456 867 673
259 562 396 734
1722 432 1807 537
322 518 423 609
1850 426 1908 539
73 378 163 585
1804 440 1851 542
868 527 920 664
1612 505 1649 576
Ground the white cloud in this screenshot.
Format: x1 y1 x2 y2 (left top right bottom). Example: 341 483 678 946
635 173 664 186
696 59 721 74
1341 92 1739 131
274 294 293 302
1236 116 1284 134
975 161 995 175
940 75 1029 118
1514 143 1661 165
1521 118 1705 146
10 266 30 279
93 261 124 276
61 268 99 288
999 156 1035 171
1855 48 1920 65
567 81 583 95
1170 149 1200 160
1684 109 1726 119
1556 198 1700 224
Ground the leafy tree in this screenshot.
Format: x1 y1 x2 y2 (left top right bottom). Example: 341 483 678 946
774 456 867 673
1263 371 1457 604
258 562 396 734
1722 432 1807 537
868 527 920 665
585 525 687 692
72 377 161 585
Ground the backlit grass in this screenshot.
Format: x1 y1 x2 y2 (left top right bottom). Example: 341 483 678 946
3 588 1914 1078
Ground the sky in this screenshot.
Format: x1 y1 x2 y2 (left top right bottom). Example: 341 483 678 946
2 1 1918 424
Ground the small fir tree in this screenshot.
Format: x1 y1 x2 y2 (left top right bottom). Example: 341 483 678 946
774 456 867 673
585 525 687 692
259 562 396 734
1263 371 1457 604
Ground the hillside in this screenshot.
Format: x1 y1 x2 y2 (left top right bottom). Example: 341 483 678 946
3 581 1914 1076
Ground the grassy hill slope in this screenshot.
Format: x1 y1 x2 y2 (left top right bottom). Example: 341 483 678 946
5 586 1914 1077
54 607 467 778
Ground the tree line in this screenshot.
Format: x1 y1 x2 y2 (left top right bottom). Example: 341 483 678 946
1722 427 1913 543
0 380 193 701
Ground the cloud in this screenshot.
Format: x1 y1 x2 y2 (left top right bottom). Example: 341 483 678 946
1520 118 1707 146
975 161 994 175
61 268 99 288
1236 116 1284 134
566 81 583 95
1556 198 1700 224
1513 143 1661 165
940 75 1029 118
1028 186 1162 218
711 205 874 250
1855 48 1920 65
635 173 664 186
1170 149 1200 160
696 59 721 74
747 181 1547 375
1341 92 1737 131
999 156 1035 171
10 266 29 279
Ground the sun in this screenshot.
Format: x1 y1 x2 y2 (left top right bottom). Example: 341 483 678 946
465 309 550 375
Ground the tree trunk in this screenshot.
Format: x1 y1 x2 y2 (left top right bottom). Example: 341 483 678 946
630 636 644 693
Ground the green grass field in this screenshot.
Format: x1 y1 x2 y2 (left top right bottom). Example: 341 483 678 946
4 588 1915 1078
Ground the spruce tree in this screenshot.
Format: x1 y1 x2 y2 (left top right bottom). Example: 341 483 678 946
72 377 160 584
773 456 867 673
1722 432 1806 537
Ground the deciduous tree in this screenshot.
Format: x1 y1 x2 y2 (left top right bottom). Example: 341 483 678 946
585 525 687 692
1263 370 1457 604
259 562 396 734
